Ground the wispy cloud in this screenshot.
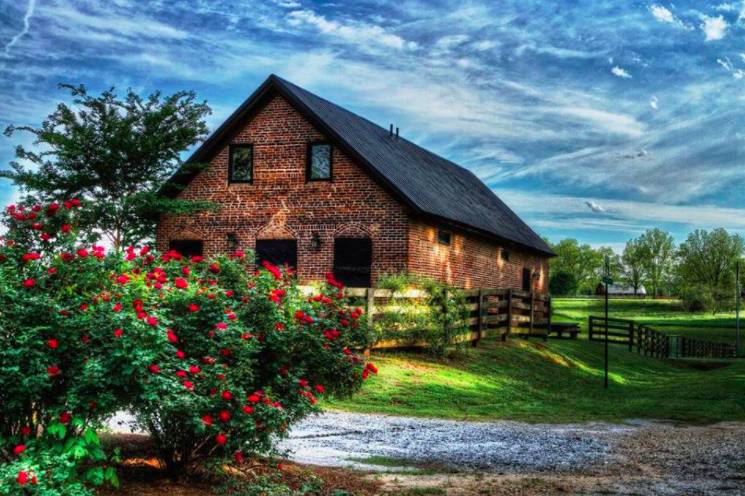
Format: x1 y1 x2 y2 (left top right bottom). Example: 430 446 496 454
585 200 606 213
4 0 36 55
649 4 689 28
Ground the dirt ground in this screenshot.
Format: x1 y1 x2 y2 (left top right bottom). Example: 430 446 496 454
99 421 745 495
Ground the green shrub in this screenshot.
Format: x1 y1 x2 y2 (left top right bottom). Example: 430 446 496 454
549 270 578 296
375 273 470 355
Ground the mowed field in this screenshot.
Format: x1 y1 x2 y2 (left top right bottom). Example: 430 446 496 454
326 298 745 423
553 297 741 343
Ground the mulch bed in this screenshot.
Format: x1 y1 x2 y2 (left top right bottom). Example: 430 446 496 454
96 433 381 496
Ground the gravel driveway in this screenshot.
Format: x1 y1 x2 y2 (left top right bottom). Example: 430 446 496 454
108 411 745 494
278 411 630 472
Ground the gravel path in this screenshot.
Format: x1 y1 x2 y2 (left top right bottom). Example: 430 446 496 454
278 411 635 472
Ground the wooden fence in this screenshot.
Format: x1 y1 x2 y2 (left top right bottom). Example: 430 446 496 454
341 287 550 349
589 316 737 359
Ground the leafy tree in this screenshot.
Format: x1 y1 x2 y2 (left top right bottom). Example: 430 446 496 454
549 270 578 296
2 84 213 249
677 228 744 312
638 228 675 297
621 239 646 295
595 246 622 284
549 239 604 294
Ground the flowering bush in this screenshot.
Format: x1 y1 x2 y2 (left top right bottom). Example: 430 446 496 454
0 199 375 489
123 253 372 475
0 201 133 493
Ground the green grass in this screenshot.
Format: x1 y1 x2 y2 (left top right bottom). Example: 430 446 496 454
553 297 741 343
326 298 745 423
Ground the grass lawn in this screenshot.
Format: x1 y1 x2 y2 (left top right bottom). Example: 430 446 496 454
553 297 741 343
326 298 745 423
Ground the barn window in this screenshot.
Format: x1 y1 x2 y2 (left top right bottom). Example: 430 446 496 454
307 143 332 181
255 239 297 269
169 239 204 258
501 249 510 262
229 144 253 183
437 230 451 246
334 238 372 287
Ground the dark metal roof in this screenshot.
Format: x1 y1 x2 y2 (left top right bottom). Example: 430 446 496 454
163 74 554 256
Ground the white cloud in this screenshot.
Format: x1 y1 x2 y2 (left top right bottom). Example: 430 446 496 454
501 192 745 234
649 95 658 109
701 15 728 41
716 56 744 78
650 4 675 23
585 200 606 213
4 0 36 55
715 3 738 12
611 66 632 79
287 9 416 51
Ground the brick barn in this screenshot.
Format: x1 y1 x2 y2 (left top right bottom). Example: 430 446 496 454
158 75 554 290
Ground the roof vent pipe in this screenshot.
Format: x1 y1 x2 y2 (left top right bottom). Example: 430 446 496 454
395 127 399 139
389 124 393 137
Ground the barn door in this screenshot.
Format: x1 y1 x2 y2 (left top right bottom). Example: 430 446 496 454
334 238 372 287
522 267 532 291
255 239 297 269
169 239 204 258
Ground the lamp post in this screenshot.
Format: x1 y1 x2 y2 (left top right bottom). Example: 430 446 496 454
737 260 741 357
603 256 611 389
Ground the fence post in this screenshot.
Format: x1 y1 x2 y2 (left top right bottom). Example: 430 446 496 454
628 322 634 352
529 291 535 337
547 295 552 334
363 287 374 358
505 289 513 341
474 288 484 347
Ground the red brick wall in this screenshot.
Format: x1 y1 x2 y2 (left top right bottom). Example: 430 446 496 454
156 94 409 284
407 220 549 291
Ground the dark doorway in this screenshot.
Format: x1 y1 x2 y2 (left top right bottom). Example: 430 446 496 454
522 267 532 292
255 239 297 269
169 239 204 258
334 237 372 287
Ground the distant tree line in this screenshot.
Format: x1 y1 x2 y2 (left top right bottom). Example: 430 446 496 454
548 228 744 312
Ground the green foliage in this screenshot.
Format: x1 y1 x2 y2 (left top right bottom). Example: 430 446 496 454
217 472 324 495
677 228 744 312
621 239 646 295
1 84 214 248
549 270 578 296
375 273 470 355
637 228 675 297
548 239 611 294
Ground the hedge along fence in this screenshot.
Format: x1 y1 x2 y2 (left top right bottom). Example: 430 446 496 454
301 285 551 353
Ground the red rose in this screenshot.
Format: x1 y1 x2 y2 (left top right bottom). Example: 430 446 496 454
248 394 260 403
209 263 220 274
116 274 130 284
221 391 233 401
114 328 124 338
47 338 58 349
215 433 227 445
13 444 25 456
77 248 89 258
61 224 71 233
187 303 200 313
23 278 35 288
167 329 178 342
202 414 213 426
215 322 228 330
234 451 244 464
219 410 231 422
175 370 187 378
147 316 158 326
183 380 194 390
59 411 71 425
21 426 31 436
262 260 282 280
47 365 60 377
176 350 185 359
149 364 160 374
113 302 123 312
189 365 200 374
314 384 325 394
298 378 308 388
17 471 29 486
174 277 188 289
242 405 254 414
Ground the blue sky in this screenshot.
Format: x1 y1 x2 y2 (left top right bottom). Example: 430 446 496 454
2 0 745 251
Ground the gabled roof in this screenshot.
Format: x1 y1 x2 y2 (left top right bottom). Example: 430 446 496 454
162 74 554 256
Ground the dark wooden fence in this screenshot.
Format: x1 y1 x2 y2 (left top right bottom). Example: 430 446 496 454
339 287 550 349
589 316 737 359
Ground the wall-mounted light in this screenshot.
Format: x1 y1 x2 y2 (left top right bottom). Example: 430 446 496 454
226 232 239 250
310 232 322 252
